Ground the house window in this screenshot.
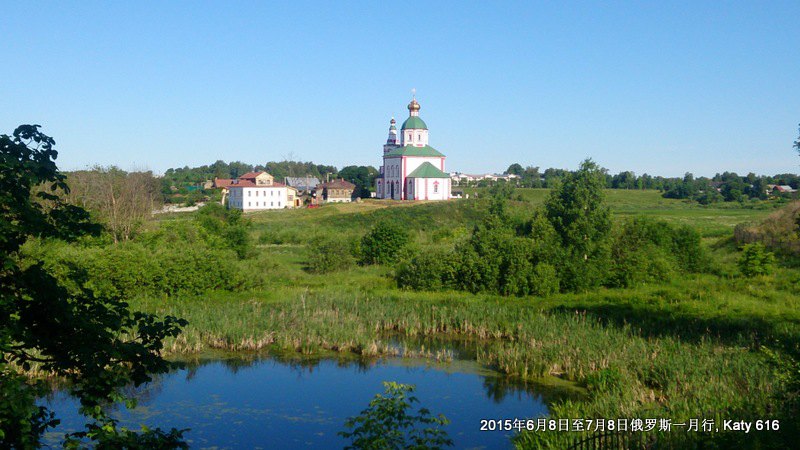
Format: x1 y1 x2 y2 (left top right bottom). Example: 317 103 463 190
248 191 251 196
278 201 281 206
248 202 251 207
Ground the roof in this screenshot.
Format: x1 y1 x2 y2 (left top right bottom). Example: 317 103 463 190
285 177 321 189
228 181 286 188
317 179 356 190
239 171 269 179
401 116 428 130
384 145 444 158
407 162 449 179
774 185 797 192
214 178 235 188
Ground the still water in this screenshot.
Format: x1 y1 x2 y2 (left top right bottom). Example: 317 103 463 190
43 355 563 449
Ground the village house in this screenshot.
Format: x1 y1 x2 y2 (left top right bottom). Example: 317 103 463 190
313 179 356 204
285 176 321 195
222 171 297 211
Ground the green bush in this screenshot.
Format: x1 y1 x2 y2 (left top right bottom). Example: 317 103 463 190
608 217 707 288
529 263 559 296
306 236 356 274
738 243 776 277
339 382 452 450
25 238 256 299
359 221 410 265
396 248 458 291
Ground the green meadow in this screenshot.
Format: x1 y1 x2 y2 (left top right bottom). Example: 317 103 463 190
127 190 799 448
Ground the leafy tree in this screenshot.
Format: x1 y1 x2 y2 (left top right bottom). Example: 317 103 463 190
544 159 612 291
360 221 410 265
738 243 776 277
524 166 543 188
396 248 458 291
339 382 452 450
505 163 524 176
194 202 253 259
794 123 800 159
339 165 379 198
307 235 356 274
0 125 187 448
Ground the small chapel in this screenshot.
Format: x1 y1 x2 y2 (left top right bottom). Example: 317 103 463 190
375 95 451 201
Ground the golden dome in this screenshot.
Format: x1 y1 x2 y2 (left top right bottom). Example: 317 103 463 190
408 99 420 112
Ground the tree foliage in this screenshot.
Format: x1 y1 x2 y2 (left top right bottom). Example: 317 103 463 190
738 243 776 277
339 382 452 450
339 165 379 198
794 123 800 159
0 125 187 448
360 221 410 265
55 167 162 243
544 159 612 291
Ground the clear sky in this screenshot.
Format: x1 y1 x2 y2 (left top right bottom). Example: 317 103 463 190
2 1 799 177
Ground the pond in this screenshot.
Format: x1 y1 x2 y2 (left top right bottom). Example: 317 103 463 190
42 354 578 449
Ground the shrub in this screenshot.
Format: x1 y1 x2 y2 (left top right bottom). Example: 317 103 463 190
608 217 707 288
26 238 254 299
306 236 356 274
396 248 458 291
738 243 776 277
359 221 410 265
339 382 452 450
529 263 559 296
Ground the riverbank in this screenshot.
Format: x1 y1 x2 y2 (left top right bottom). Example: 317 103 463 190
130 265 797 447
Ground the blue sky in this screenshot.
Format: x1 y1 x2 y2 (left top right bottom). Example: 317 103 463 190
2 1 798 177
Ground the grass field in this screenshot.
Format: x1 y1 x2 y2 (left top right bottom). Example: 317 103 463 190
139 190 798 448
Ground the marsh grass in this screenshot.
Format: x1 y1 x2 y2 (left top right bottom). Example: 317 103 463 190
122 195 799 448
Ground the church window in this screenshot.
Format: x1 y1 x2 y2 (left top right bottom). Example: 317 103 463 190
434 182 439 193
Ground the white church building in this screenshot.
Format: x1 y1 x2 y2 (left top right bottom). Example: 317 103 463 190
375 96 451 201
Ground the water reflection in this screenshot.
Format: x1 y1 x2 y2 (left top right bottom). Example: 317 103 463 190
43 351 580 449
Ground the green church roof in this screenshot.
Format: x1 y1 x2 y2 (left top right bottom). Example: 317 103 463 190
401 116 428 130
384 145 445 158
407 162 449 178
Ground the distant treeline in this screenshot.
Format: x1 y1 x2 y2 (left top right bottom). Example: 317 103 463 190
504 163 799 203
161 160 378 199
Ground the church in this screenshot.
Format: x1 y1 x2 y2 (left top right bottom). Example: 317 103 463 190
375 96 451 200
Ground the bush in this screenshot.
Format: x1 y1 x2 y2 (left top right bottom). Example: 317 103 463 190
396 248 458 291
339 382 452 450
306 236 356 274
738 243 776 277
26 238 255 299
529 263 559 296
359 221 410 265
608 217 707 288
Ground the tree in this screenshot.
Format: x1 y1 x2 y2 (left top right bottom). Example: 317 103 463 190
794 123 800 159
738 243 776 277
339 382 452 450
544 159 612 291
339 165 379 198
360 221 410 265
0 125 187 448
505 163 524 176
58 167 162 243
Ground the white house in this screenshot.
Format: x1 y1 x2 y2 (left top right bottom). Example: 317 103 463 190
227 171 294 211
375 96 451 201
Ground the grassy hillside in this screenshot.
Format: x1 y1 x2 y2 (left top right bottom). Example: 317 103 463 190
129 193 799 448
